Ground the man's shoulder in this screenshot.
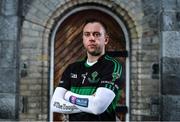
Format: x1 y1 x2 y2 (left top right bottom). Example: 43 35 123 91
102 55 122 75
103 55 121 65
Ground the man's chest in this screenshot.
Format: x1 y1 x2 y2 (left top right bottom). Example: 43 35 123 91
69 70 102 86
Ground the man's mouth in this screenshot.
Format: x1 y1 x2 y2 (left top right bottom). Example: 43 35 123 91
88 44 96 48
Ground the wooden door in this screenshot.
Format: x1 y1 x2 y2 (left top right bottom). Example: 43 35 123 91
53 9 127 121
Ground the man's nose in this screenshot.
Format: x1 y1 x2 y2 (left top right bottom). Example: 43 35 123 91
89 38 95 43
89 34 96 40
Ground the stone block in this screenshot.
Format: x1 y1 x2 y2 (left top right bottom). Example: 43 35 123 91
162 57 180 73
0 93 17 119
141 115 159 121
161 12 178 31
0 16 18 40
162 31 180 57
162 95 180 121
38 114 47 120
0 40 16 68
142 0 160 14
162 57 180 94
150 96 160 116
162 0 177 11
0 68 17 93
0 0 18 16
178 0 180 9
22 0 37 16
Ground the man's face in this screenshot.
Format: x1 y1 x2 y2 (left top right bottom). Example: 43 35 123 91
82 22 109 56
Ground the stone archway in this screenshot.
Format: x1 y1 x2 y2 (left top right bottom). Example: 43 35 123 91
52 6 127 121
20 0 141 121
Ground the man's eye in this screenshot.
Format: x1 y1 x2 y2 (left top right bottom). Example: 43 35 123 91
84 33 90 37
93 32 101 37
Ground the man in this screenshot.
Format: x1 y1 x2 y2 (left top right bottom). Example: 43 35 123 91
51 19 123 121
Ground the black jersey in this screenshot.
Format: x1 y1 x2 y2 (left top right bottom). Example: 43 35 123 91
59 54 123 121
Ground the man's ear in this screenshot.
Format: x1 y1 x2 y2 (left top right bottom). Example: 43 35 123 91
105 34 109 45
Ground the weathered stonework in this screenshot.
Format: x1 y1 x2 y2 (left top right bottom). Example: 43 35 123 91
0 16 18 40
161 0 180 121
0 40 16 68
162 31 180 57
0 0 18 16
162 95 180 120
0 94 17 119
0 0 20 120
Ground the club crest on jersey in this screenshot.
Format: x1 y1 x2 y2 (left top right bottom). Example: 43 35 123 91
81 73 86 78
88 71 100 83
70 73 77 78
112 72 120 81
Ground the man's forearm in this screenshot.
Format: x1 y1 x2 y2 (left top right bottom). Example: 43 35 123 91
51 87 81 114
64 87 115 115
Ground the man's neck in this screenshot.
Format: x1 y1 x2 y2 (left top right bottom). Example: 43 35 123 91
87 53 104 63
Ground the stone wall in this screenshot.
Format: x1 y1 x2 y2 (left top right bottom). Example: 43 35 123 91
161 0 180 120
0 0 20 120
130 0 161 120
19 0 49 120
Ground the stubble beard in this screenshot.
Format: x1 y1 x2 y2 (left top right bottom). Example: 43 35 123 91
89 50 101 56
87 46 102 56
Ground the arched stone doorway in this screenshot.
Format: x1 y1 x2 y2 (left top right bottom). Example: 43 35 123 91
20 0 141 121
50 5 130 121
